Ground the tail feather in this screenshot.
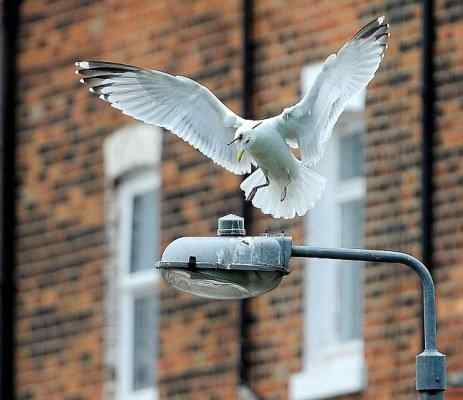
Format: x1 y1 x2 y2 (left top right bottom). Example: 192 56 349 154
240 164 326 219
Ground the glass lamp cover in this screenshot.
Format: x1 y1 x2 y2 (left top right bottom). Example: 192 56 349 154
161 269 283 300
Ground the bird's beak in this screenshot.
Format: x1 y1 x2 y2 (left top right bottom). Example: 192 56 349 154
237 149 245 162
228 137 240 146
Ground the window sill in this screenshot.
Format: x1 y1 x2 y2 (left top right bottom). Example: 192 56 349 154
119 387 158 400
290 342 366 400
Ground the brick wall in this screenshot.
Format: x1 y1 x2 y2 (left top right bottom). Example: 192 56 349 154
16 1 244 399
16 2 108 400
363 2 423 398
154 2 244 399
247 2 461 399
13 0 463 400
247 2 423 399
434 0 463 389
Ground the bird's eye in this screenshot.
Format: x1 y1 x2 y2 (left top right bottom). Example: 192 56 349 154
239 134 243 140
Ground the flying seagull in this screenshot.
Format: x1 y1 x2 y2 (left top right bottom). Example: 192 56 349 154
76 16 389 219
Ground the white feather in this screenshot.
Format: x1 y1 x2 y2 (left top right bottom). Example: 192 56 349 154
75 17 389 220
282 16 389 166
75 61 251 175
240 163 325 219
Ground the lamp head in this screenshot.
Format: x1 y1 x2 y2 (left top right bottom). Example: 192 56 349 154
156 215 292 299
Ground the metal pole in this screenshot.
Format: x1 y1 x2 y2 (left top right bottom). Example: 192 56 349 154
1 3 20 400
239 2 257 397
291 245 447 399
421 0 435 282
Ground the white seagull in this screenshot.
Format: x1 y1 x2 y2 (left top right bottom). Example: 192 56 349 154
76 16 389 219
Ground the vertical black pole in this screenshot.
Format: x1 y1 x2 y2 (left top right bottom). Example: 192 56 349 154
1 2 20 400
240 0 255 395
422 0 435 353
242 0 254 121
420 5 441 396
421 1 435 275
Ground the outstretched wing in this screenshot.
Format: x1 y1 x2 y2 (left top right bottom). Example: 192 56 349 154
284 16 389 166
76 61 252 175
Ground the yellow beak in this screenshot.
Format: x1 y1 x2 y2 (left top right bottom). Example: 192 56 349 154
237 149 245 162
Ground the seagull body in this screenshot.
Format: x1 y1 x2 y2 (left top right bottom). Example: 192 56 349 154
234 117 326 217
76 16 389 219
243 118 298 183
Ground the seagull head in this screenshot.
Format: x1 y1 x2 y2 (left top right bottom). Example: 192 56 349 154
228 122 260 161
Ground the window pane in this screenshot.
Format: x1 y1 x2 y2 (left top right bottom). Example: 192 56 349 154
130 190 159 273
338 264 363 341
338 199 364 341
338 133 363 181
308 262 340 356
340 199 363 248
133 295 158 391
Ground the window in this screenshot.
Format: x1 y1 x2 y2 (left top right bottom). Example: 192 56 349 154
118 172 160 400
103 123 162 400
290 64 366 400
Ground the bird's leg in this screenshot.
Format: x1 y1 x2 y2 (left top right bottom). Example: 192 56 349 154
246 175 270 202
280 186 287 202
280 171 291 202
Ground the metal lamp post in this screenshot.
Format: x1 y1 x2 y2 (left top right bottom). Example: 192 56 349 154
156 214 447 399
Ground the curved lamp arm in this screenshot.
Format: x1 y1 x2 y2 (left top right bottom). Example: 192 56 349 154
291 245 447 399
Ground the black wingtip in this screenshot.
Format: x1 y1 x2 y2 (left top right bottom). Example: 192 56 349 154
75 60 141 73
353 16 390 42
75 60 144 95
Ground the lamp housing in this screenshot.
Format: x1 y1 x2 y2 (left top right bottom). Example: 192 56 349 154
156 215 292 299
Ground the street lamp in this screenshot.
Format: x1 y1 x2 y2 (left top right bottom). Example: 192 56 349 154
156 214 447 399
158 214 292 300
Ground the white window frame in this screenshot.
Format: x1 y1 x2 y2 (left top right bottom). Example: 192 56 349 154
118 170 160 400
103 123 162 400
290 64 366 400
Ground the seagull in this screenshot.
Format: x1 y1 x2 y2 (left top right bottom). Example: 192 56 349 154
76 16 389 219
